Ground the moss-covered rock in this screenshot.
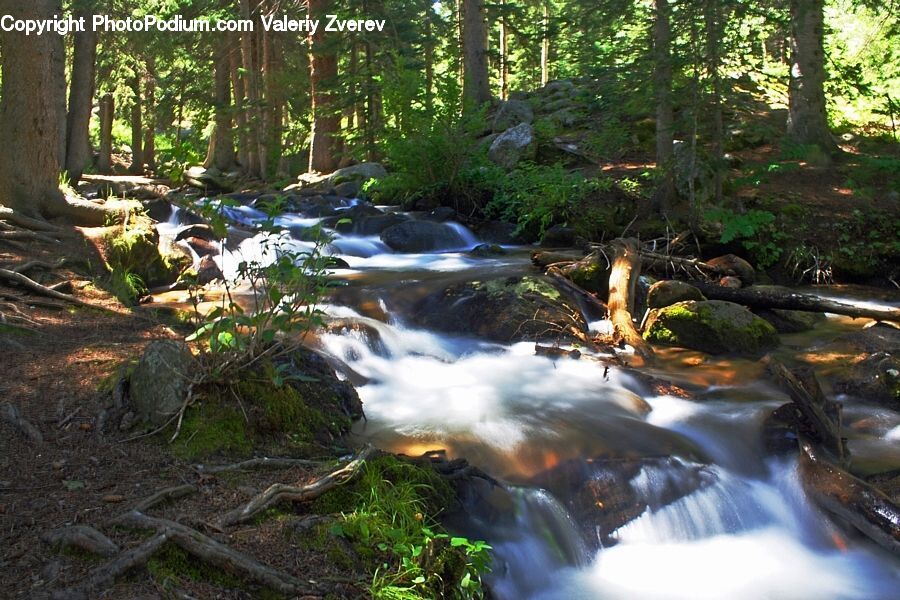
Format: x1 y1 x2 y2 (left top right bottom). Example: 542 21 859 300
129 340 195 426
754 308 825 333
103 211 188 291
644 300 780 356
412 275 586 343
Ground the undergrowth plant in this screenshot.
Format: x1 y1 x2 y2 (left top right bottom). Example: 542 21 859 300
703 207 787 269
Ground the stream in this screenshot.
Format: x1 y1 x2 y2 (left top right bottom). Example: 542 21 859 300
161 199 900 599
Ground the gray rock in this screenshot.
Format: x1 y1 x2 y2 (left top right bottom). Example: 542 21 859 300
755 308 825 333
489 123 537 169
644 300 780 356
334 180 362 198
493 99 534 133
129 341 195 425
546 107 581 128
469 243 507 257
380 220 468 252
340 213 410 236
833 353 900 411
327 162 387 185
647 280 706 309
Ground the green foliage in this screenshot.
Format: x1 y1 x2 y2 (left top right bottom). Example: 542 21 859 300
106 266 147 306
170 403 251 460
485 163 612 239
186 196 334 374
704 207 787 269
156 134 205 181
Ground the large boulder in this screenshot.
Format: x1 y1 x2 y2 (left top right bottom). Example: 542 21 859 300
129 341 195 425
707 254 755 285
833 353 900 412
644 300 780 356
647 280 706 309
412 276 587 343
380 220 468 253
493 99 534 133
489 123 537 168
754 308 825 333
327 162 387 185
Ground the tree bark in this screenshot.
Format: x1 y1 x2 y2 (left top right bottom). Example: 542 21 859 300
143 59 157 172
211 39 236 171
704 0 725 207
0 0 69 217
65 1 99 184
787 0 837 152
51 0 67 171
608 239 655 362
98 94 114 174
230 35 251 170
239 0 263 178
541 2 551 86
499 1 509 100
462 0 491 108
308 0 340 173
129 72 143 175
652 0 675 214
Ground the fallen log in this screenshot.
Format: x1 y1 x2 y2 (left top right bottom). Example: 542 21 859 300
607 239 654 362
770 362 847 465
547 267 608 317
799 441 900 558
685 282 900 322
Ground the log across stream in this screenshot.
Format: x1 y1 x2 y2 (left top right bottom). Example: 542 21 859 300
158 202 900 599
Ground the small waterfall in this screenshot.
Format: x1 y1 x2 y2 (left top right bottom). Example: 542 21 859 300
444 221 480 249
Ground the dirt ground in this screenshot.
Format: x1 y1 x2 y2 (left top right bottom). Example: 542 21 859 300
0 231 365 599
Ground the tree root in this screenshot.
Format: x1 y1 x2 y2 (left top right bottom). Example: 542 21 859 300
10 258 67 275
0 268 114 312
220 444 376 526
196 457 325 474
0 229 61 245
114 511 321 596
1 402 43 443
41 525 120 557
133 484 198 512
0 207 63 233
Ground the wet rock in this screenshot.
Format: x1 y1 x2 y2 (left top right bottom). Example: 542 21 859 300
493 99 534 133
719 276 743 288
196 256 224 285
334 180 362 198
129 341 195 425
472 220 524 245
184 237 218 258
380 220 468 253
707 254 755 285
469 244 507 258
337 212 410 236
833 353 900 411
540 225 577 248
412 276 587 343
143 198 174 222
321 203 384 229
174 224 218 243
530 457 715 548
489 123 537 169
326 257 351 269
755 308 825 333
646 280 706 309
644 300 780 356
108 214 187 287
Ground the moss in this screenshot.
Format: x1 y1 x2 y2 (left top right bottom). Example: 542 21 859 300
478 276 562 302
96 359 137 394
170 404 252 460
644 301 779 356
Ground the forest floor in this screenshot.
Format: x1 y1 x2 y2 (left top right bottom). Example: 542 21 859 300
0 232 367 599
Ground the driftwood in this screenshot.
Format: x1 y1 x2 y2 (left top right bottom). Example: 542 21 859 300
41 525 120 557
221 444 376 526
770 363 847 465
686 282 900 322
799 442 900 558
1 402 44 443
607 239 654 361
115 511 320 596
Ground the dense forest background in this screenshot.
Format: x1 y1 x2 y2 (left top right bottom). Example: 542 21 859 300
0 0 899 280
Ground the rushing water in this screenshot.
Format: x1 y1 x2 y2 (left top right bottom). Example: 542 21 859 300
161 200 900 598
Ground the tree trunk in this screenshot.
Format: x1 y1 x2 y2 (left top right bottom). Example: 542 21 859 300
0 0 69 216
424 4 434 113
499 1 509 100
65 1 98 184
264 21 285 177
308 0 340 173
51 0 67 172
608 239 655 362
129 73 143 175
704 0 725 207
211 39 236 172
787 0 836 153
143 59 157 172
98 94 114 174
239 0 262 178
652 0 675 214
541 2 550 86
462 0 491 108
230 35 250 171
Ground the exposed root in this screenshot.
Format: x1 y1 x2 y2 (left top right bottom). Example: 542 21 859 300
221 444 376 526
0 230 61 245
0 268 114 312
1 402 44 443
0 207 63 233
133 484 198 512
10 258 67 275
114 511 321 596
196 457 325 474
41 525 120 557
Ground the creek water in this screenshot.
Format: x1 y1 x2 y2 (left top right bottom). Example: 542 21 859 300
163 201 900 599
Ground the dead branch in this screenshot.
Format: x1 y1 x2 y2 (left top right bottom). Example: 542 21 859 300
114 511 321 596
41 525 120 557
607 239 655 362
221 444 376 526
547 267 608 316
133 484 198 512
196 457 325 474
0 268 114 312
685 281 900 322
1 402 44 443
